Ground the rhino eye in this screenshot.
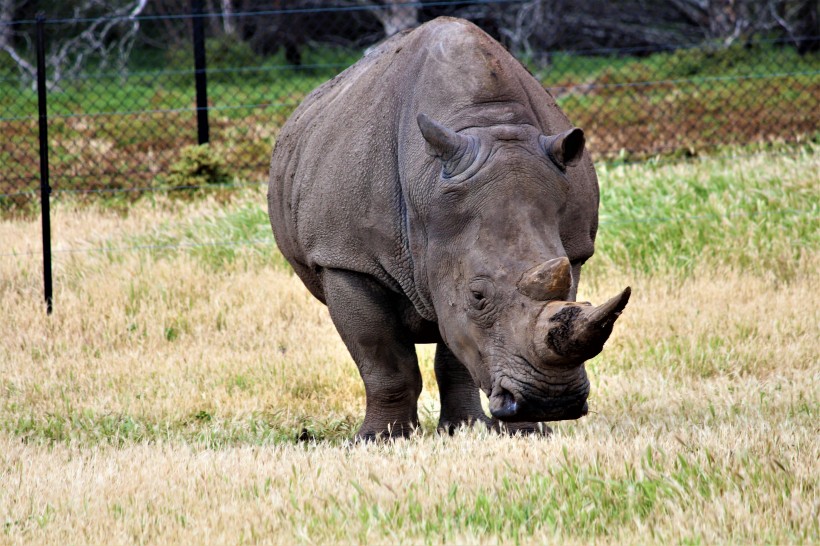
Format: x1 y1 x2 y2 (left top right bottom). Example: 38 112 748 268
471 290 487 309
468 278 495 311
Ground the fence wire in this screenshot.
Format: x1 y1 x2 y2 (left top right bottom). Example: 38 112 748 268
1 3 818 209
0 143 814 203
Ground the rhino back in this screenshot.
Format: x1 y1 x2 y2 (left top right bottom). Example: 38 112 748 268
268 17 594 318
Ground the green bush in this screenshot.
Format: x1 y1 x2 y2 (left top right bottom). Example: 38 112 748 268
164 144 231 192
0 54 22 81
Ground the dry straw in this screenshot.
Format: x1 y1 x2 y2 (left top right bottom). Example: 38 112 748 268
1 150 818 544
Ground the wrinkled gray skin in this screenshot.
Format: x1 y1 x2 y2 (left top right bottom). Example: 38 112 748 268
268 17 630 440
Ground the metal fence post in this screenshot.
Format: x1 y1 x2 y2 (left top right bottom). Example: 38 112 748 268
192 0 209 145
36 13 53 315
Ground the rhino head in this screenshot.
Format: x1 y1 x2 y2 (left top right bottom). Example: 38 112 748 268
417 113 630 423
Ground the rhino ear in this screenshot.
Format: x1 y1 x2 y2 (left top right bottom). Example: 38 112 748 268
417 113 478 178
540 128 585 171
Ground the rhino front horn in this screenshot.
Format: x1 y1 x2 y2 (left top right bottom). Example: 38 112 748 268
417 113 478 178
584 287 632 333
541 287 631 364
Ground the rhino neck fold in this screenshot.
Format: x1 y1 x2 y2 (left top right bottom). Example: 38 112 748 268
397 167 438 323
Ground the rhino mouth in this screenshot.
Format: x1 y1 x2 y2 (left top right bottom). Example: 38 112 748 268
488 361 590 422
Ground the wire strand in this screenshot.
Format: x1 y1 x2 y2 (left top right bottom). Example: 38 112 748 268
1 146 815 201
2 70 814 123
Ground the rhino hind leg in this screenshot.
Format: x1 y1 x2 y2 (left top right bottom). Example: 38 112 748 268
435 343 492 434
322 269 422 440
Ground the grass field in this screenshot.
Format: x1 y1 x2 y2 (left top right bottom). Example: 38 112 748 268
1 147 819 543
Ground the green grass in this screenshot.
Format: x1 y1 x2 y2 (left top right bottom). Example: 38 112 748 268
328 446 808 542
592 146 819 276
94 144 818 279
125 200 287 270
8 409 347 448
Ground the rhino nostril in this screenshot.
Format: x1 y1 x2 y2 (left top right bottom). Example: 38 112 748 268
489 385 519 419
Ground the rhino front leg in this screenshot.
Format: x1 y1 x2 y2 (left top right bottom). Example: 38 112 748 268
322 269 422 440
435 343 492 434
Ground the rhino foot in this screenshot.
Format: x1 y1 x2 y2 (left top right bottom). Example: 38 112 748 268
355 421 418 442
437 416 492 436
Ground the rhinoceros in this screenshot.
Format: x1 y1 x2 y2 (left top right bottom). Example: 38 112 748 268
268 17 630 439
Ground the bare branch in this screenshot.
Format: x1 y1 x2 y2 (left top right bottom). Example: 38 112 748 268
1 41 35 80
1 0 149 89
354 0 418 37
221 0 236 36
769 0 798 44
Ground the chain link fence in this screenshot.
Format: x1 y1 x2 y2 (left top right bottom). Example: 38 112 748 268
1 1 819 211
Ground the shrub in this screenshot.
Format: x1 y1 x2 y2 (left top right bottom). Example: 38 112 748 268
164 144 231 193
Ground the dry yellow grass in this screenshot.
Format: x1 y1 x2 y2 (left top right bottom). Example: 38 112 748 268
1 150 818 543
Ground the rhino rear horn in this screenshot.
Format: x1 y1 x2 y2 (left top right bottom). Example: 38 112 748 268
418 113 478 178
540 128 585 171
518 257 572 301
